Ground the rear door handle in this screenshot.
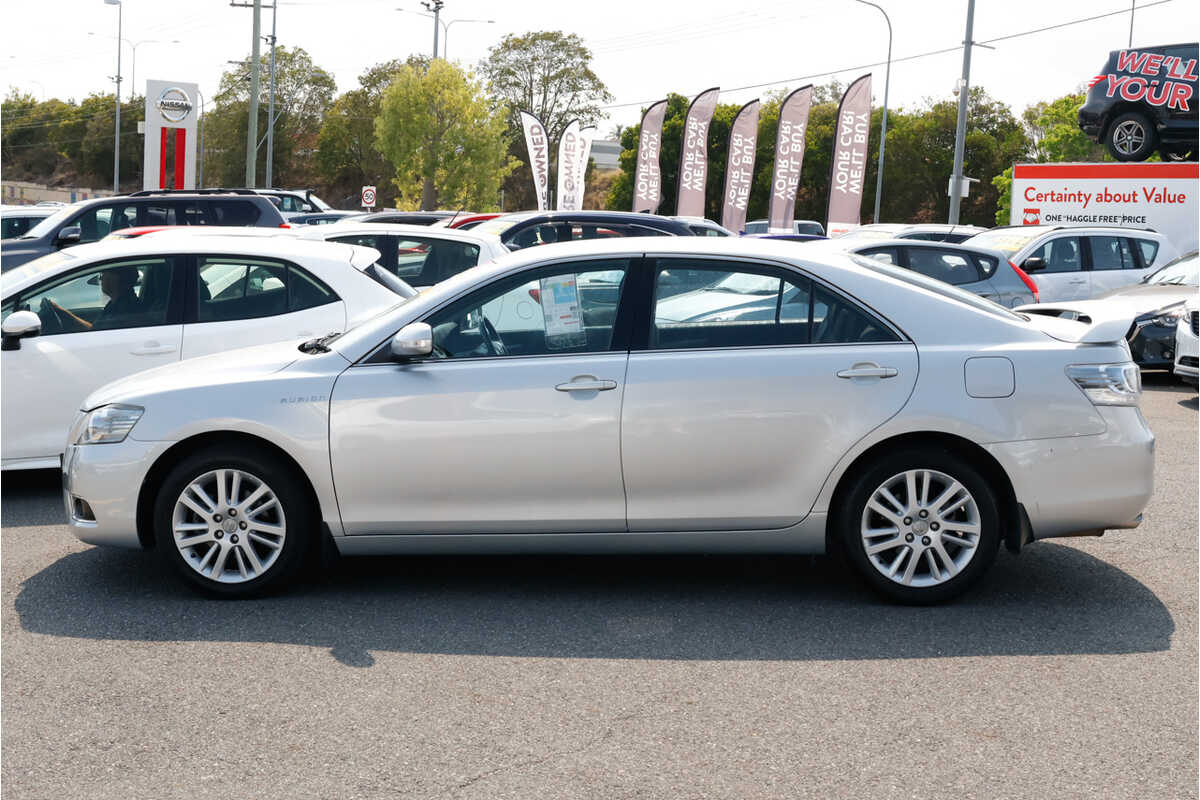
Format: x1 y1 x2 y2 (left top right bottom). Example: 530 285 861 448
1068 278 1087 284
131 342 176 356
837 364 898 379
555 376 618 392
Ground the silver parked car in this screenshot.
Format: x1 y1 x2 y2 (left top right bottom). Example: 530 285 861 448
60 238 1154 603
845 239 1040 307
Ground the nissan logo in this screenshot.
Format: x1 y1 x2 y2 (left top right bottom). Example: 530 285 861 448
157 87 193 123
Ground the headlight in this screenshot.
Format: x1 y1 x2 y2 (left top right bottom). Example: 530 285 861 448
1136 302 1187 329
1066 363 1141 407
76 404 144 444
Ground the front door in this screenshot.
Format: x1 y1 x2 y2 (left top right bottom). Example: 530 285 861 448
329 257 634 534
621 258 918 531
1 255 182 466
1024 235 1089 301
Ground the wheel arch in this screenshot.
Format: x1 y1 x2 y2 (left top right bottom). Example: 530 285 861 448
135 430 323 550
824 430 1021 555
1102 103 1159 138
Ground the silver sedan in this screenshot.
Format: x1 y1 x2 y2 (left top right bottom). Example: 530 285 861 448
61 238 1154 603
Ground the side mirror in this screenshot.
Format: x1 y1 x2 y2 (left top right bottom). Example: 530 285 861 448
390 322 433 359
1 310 42 351
1022 256 1046 273
56 226 81 247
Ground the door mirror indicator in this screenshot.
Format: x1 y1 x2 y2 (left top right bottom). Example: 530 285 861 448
56 226 81 247
391 322 433 359
1022 256 1046 272
1 310 42 350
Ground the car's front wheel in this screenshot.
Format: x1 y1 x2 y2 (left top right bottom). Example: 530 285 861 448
1106 112 1157 161
154 447 314 597
840 449 1001 604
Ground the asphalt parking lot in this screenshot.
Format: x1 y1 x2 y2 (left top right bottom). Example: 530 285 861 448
2 376 1196 800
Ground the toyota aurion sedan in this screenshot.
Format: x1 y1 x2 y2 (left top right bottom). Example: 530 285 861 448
61 238 1155 603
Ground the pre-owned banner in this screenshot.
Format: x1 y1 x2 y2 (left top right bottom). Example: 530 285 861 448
767 85 812 232
721 99 760 233
632 100 668 213
676 87 720 218
826 74 872 237
557 119 586 211
520 111 551 211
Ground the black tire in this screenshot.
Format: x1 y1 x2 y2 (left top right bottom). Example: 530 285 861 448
153 446 315 598
1105 112 1158 161
838 447 1001 605
1158 145 1196 162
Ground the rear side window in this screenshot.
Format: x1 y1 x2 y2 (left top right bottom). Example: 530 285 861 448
904 248 982 285
858 246 900 265
207 200 262 226
1089 236 1136 271
649 259 898 350
391 237 481 285
1134 239 1160 268
194 256 336 321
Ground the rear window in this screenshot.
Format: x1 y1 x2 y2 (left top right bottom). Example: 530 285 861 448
964 229 1042 258
852 254 1024 321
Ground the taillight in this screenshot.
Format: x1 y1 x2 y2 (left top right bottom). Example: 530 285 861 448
1011 260 1038 302
528 288 541 303
279 222 291 229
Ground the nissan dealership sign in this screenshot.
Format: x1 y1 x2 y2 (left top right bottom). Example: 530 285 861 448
156 86 193 124
143 78 199 191
1010 162 1199 255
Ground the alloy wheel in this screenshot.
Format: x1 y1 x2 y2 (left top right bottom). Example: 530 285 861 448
171 468 287 584
859 469 982 588
1112 120 1147 156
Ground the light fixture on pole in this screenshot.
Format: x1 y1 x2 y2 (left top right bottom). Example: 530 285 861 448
420 0 444 59
442 18 494 60
89 34 181 101
855 0 891 225
104 0 122 193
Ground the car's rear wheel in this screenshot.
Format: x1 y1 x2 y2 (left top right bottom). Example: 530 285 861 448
840 449 1000 604
1106 112 1157 161
153 447 314 597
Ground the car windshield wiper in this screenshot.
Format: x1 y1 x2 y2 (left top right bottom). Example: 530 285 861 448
298 331 341 353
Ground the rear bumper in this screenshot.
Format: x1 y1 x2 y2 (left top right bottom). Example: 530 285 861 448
63 438 171 549
985 405 1154 540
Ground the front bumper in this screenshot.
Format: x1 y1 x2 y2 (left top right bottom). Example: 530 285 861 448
1077 104 1105 141
1128 322 1177 368
63 438 172 549
985 405 1154 540
1174 315 1199 379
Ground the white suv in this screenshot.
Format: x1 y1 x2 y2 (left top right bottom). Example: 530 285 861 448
963 226 1180 302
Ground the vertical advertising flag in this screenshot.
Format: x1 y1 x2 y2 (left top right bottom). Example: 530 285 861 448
556 119 582 211
520 111 551 211
633 100 668 213
826 74 873 237
767 85 813 233
721 99 760 233
676 87 720 218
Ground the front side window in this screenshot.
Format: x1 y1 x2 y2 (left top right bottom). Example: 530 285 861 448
904 248 982 285
650 259 898 350
424 259 630 359
73 204 138 243
1028 236 1082 273
1089 236 1135 271
5 256 178 334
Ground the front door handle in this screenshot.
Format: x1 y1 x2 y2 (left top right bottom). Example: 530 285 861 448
555 375 618 392
837 363 898 379
131 342 176 356
1068 278 1087 284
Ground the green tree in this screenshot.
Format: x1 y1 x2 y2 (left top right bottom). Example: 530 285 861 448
479 31 612 211
374 59 516 211
202 46 336 188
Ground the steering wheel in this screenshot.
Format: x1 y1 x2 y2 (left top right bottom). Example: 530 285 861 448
38 298 69 335
479 316 508 356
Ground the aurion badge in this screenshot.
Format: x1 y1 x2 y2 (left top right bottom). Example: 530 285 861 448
156 86 193 123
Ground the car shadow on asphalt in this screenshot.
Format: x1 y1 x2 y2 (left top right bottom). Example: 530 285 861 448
12 529 1173 667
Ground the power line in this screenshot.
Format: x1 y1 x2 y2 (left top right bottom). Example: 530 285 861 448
598 0 1176 110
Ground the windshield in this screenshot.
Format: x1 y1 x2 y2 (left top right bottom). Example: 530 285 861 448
963 229 1041 258
1 250 78 296
471 215 527 238
1145 252 1199 285
20 204 78 239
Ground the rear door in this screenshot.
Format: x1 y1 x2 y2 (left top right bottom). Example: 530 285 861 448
621 257 917 531
180 254 344 359
1023 235 1088 301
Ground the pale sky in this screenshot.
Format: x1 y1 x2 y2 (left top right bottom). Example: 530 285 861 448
1 0 1192 137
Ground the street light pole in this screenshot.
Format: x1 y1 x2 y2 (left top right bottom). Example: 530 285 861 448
442 18 494 60
104 0 122 193
196 89 206 188
856 0 891 225
246 0 262 187
265 1 277 187
421 0 444 59
947 0 975 225
1128 0 1135 47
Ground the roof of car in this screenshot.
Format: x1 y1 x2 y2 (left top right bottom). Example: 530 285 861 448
0 206 56 216
843 237 1010 258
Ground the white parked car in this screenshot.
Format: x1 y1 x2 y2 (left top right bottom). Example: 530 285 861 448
1 236 402 471
962 225 1180 302
61 238 1153 604
296 223 507 290
1175 297 1199 383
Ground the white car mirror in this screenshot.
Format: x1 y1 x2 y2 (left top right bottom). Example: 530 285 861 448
1 310 42 351
391 322 433 359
